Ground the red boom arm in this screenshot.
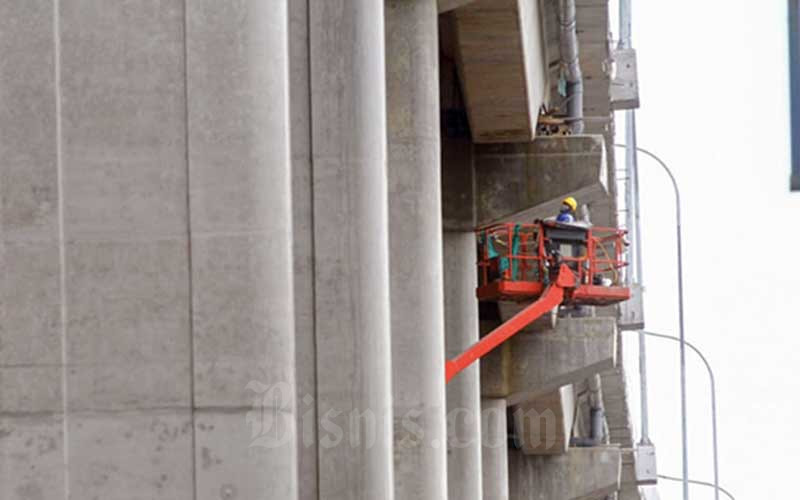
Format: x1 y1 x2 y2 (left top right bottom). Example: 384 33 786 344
445 264 576 383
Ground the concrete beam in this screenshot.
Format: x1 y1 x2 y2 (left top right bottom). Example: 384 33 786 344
481 317 617 406
474 135 609 227
438 0 476 12
512 386 574 455
386 0 447 498
509 447 622 500
451 0 548 143
482 398 510 500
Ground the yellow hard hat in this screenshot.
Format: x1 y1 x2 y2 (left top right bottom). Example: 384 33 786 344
562 196 578 211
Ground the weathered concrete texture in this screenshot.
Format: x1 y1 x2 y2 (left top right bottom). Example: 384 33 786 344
0 0 59 241
386 1 447 498
509 446 621 500
474 135 609 226
187 1 297 498
310 1 393 498
60 0 190 411
444 233 483 500
0 416 64 500
0 0 62 421
195 410 297 500
601 334 635 448
0 241 62 414
65 239 191 411
52 2 198 498
512 386 574 455
288 0 317 499
451 0 547 143
68 412 193 499
481 317 617 406
482 398 510 500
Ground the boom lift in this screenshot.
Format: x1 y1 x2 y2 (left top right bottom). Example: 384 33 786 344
445 220 630 383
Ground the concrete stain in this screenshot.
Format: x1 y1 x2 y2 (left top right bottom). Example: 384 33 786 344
14 482 43 500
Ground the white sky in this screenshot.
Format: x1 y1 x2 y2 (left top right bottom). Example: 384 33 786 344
613 1 800 498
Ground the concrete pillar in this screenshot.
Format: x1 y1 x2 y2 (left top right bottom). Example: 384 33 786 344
187 1 297 497
288 0 317 499
386 0 447 498
444 232 483 500
309 1 394 498
482 398 510 500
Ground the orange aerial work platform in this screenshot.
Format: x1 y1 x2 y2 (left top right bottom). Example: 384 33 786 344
445 220 630 383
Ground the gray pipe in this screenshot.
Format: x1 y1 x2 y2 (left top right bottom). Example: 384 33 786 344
558 0 584 134
571 376 606 447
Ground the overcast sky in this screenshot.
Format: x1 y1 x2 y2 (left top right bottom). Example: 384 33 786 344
611 1 799 498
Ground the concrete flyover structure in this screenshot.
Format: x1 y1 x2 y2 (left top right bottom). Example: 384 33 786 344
0 0 657 498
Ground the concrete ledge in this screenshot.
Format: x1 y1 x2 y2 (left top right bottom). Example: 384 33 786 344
438 0 475 12
451 0 547 143
509 446 621 500
512 386 574 455
481 317 617 405
474 135 609 226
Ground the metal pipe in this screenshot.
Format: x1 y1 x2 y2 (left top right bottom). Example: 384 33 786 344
618 0 631 49
617 0 650 450
614 143 690 500
658 475 735 500
628 114 648 447
637 330 721 500
790 0 800 190
558 0 584 133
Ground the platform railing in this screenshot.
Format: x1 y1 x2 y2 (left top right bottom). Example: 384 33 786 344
476 222 627 290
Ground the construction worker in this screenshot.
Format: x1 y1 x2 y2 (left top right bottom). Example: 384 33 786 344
556 196 578 223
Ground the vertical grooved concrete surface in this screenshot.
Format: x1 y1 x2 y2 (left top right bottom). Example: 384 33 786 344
386 0 447 498
309 0 394 498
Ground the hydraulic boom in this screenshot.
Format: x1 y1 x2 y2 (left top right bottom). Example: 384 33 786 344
445 264 577 383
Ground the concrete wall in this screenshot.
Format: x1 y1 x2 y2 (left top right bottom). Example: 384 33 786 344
1 1 299 498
